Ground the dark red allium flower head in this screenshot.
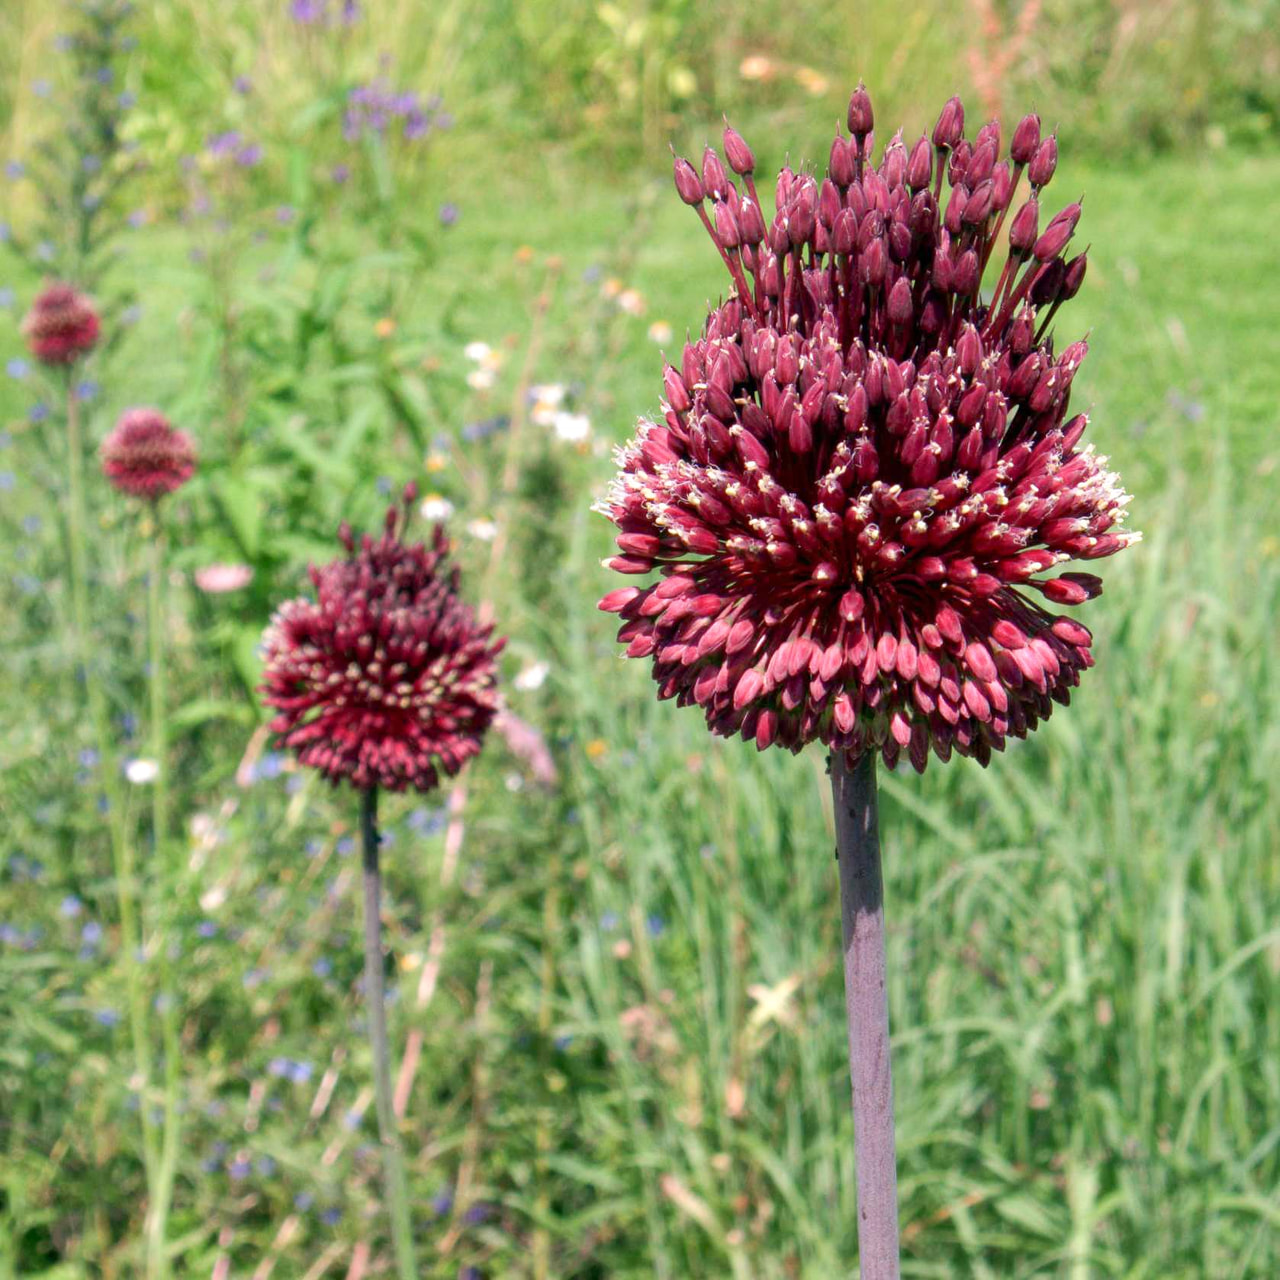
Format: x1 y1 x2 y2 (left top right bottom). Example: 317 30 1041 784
598 89 1138 772
22 281 101 365
260 488 505 793
101 408 197 500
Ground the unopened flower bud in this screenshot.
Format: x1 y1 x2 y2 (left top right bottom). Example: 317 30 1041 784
847 83 874 139
887 276 913 324
1032 201 1080 261
702 146 729 199
1058 252 1087 300
932 95 964 150
722 123 755 175
714 199 740 248
1010 112 1041 165
906 134 932 191
829 133 855 187
673 156 704 205
1028 134 1057 188
737 196 766 245
962 179 994 225
1008 196 1038 253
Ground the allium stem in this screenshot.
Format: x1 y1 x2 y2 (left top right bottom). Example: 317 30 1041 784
359 787 419 1280
831 750 900 1279
145 527 182 1280
64 373 160 1223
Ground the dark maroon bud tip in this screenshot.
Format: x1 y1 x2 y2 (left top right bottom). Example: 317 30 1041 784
1028 133 1058 188
829 132 855 187
1011 112 1041 165
906 134 933 191
701 146 729 200
932 95 964 151
1059 251 1088 300
1008 196 1039 253
847 83 874 138
887 276 913 324
722 123 755 175
673 155 704 205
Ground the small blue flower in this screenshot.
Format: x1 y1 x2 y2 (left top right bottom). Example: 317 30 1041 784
294 1191 314 1211
243 967 268 990
646 914 666 938
75 380 100 402
0 429 11 447
81 921 103 947
33 79 52 98
256 1155 276 1176
320 1206 342 1226
463 1203 491 1226
22 515 41 536
60 895 83 918
431 1188 454 1215
229 1157 251 1179
196 920 218 939
0 472 16 492
289 1060 313 1085
336 837 354 857
94 1007 121 1027
4 161 23 179
79 747 99 768
6 358 29 380
312 957 333 978
234 75 252 94
82 154 102 174
600 911 619 932
118 91 136 110
554 1034 573 1051
95 68 113 85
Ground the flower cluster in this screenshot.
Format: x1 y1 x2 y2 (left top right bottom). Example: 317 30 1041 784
599 87 1137 771
344 81 450 145
261 488 504 792
22 282 100 365
100 408 197 500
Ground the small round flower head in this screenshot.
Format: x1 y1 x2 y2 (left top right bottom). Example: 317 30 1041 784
22 281 100 365
261 488 505 792
101 408 196 500
598 89 1138 772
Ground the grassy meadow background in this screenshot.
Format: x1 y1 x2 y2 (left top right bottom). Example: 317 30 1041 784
2 0 1279 1275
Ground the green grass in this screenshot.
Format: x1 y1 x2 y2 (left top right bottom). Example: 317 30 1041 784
2 19 1280 1277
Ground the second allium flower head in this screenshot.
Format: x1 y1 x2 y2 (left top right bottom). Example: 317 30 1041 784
101 408 197 500
261 488 504 792
22 281 100 365
599 87 1138 772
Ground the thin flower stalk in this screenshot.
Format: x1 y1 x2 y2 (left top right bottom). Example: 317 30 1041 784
262 491 504 1275
360 787 417 1280
61 371 160 1207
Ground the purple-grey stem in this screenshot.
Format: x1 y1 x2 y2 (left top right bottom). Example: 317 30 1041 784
831 749 901 1279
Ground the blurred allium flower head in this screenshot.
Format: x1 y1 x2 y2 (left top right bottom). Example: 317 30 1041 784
22 281 100 365
101 407 197 500
598 87 1138 772
261 486 504 792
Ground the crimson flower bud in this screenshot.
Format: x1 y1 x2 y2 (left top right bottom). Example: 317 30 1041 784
906 134 933 191
932 95 964 150
847 83 874 138
887 276 913 324
714 199 741 248
722 123 755 175
962 179 995 225
673 156 704 205
1032 201 1081 261
1059 252 1087 300
738 196 766 245
702 146 729 199
1028 134 1058 188
1010 112 1041 164
829 133 855 187
1008 196 1039 253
